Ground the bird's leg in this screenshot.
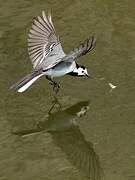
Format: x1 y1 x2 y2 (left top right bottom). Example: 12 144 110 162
46 76 60 94
48 96 62 114
52 81 60 94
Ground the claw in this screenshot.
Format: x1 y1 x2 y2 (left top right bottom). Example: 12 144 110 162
53 82 60 94
49 81 60 94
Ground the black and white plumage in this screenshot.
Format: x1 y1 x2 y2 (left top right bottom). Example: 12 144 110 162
10 11 96 93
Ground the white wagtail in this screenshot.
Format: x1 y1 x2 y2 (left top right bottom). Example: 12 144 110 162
10 11 96 93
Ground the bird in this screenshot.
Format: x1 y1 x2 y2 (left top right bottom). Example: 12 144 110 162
10 11 96 93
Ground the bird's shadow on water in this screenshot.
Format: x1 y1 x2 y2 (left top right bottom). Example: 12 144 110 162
13 98 104 180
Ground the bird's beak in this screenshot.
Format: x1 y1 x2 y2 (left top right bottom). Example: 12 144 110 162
85 73 93 78
85 73 90 78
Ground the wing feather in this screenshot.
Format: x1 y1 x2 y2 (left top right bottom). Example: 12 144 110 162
62 37 96 62
28 11 65 69
28 11 95 70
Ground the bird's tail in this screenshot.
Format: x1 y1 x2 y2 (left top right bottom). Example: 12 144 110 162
10 71 43 93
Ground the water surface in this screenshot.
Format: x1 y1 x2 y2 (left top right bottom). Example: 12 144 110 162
0 0 135 179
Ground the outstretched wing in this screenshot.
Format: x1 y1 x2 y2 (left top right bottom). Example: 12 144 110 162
28 11 65 69
62 36 96 62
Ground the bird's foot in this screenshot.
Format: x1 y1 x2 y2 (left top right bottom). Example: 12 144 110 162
53 82 60 94
49 81 60 94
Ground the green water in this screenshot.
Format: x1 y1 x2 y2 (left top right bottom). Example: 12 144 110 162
1 0 135 179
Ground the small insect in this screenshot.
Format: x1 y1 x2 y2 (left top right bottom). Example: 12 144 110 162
108 83 117 92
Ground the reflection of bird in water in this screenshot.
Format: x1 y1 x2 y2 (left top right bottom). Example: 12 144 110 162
13 100 103 180
51 127 103 180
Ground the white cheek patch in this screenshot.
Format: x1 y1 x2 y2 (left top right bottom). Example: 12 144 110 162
78 68 83 75
78 68 88 76
73 67 88 76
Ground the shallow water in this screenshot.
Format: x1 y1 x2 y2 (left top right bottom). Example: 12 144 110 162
1 0 135 179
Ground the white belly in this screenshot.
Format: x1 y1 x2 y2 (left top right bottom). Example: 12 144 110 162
44 62 76 78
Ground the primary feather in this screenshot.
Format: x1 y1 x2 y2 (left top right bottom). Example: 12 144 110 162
62 37 96 62
28 11 65 70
